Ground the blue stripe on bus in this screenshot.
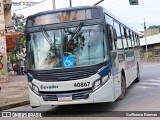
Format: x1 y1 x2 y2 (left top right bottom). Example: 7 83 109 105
27 73 33 82
98 64 111 77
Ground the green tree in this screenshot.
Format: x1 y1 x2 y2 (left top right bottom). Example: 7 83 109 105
12 12 26 32
12 13 26 48
10 54 16 65
11 13 26 61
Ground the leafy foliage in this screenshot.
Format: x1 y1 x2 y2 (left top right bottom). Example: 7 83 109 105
147 25 160 30
10 53 16 64
12 12 26 32
12 12 26 48
10 13 26 62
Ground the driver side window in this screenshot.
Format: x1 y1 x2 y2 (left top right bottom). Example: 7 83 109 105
108 25 116 51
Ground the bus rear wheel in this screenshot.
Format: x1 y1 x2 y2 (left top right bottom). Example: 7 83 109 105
135 65 140 82
117 75 126 100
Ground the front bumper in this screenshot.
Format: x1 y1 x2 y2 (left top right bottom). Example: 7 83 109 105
29 79 115 107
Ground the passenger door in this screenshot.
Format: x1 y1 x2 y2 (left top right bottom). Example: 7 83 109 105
107 25 121 99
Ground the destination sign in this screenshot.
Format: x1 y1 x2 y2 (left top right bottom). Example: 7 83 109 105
26 8 100 27
35 11 85 25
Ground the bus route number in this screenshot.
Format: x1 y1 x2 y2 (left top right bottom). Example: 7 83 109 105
74 82 90 87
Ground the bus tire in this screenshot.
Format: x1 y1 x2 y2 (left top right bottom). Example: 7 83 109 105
117 75 126 101
31 106 39 108
135 64 140 82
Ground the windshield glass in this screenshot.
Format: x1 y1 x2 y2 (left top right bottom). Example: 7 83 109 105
27 25 107 70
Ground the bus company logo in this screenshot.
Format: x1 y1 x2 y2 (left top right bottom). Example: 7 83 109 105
40 85 59 89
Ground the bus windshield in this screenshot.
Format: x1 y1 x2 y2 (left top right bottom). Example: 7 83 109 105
27 25 107 70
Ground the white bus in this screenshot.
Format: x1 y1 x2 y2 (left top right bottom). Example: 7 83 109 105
25 6 141 108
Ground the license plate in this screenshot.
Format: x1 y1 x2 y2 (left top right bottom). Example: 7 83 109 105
57 95 72 102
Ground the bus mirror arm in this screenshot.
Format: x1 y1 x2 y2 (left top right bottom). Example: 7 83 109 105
73 22 84 39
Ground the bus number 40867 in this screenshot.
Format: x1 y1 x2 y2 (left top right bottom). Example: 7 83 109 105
74 82 90 87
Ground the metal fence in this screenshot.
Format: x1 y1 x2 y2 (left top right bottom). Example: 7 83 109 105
141 49 160 62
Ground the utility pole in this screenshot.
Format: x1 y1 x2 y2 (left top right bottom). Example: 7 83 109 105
70 0 72 7
144 18 148 62
52 0 56 10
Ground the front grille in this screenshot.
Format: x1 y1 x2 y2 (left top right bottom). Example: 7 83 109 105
28 62 107 82
72 92 90 100
35 69 94 81
40 88 92 101
42 95 58 101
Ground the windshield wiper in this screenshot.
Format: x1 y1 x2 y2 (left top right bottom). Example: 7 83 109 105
40 28 56 53
72 22 84 39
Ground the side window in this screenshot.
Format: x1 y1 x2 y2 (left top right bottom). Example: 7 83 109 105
105 14 116 51
132 32 135 48
121 26 128 50
128 30 132 40
134 34 138 50
129 31 134 49
137 35 140 47
126 30 132 50
114 21 123 50
124 27 129 49
132 32 135 41
108 25 116 50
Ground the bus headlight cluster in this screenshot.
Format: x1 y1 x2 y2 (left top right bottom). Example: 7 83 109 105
93 74 110 91
29 82 39 95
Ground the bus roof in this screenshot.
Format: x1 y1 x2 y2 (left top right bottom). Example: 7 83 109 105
27 5 138 33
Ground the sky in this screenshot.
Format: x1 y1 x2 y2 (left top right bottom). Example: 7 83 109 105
11 0 160 31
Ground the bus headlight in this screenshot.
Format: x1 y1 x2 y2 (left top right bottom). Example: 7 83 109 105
29 82 39 95
32 84 39 95
94 80 101 88
93 74 110 91
28 82 32 89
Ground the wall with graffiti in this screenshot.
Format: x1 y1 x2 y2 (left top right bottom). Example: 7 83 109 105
0 0 10 82
0 36 8 82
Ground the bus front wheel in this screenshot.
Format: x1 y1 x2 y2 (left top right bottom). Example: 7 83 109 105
117 75 126 100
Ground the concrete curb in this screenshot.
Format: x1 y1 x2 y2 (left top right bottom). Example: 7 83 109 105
0 100 30 111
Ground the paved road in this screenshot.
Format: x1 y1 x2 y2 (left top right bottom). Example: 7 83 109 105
5 63 160 117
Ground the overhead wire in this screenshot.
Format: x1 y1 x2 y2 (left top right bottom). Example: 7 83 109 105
0 0 48 16
0 0 48 32
11 0 48 13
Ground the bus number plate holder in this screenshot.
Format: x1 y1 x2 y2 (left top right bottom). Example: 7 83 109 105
57 95 72 102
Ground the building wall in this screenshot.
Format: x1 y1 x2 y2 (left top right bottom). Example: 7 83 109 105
141 43 160 58
4 0 12 26
0 0 12 82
